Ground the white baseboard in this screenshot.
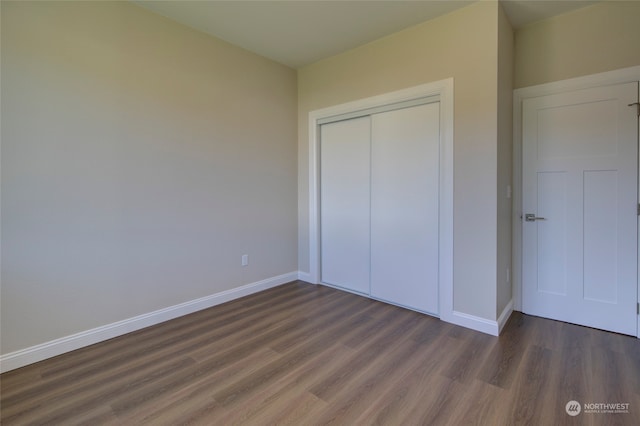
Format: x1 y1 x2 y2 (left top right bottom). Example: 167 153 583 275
446 300 514 337
448 311 500 336
0 272 298 373
297 271 314 283
497 299 514 334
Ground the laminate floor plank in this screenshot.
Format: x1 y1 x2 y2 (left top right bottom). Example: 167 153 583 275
504 344 554 425
121 352 288 425
187 288 351 362
312 339 426 424
401 373 466 426
308 310 420 402
476 314 535 390
260 292 376 355
445 379 510 426
338 313 397 350
2 281 639 425
408 314 452 344
212 303 379 407
441 331 498 385
353 332 457 424
243 390 325 426
114 347 282 422
215 343 353 425
525 312 566 351
2 356 196 425
625 346 640 396
1 346 195 423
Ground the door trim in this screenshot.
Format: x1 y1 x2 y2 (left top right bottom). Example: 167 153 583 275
307 79 454 323
513 66 640 338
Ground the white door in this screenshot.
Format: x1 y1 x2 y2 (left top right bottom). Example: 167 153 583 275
319 101 441 314
522 82 638 335
370 103 440 315
320 116 371 294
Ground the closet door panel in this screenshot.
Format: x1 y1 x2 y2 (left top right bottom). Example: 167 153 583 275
370 103 440 314
320 117 371 294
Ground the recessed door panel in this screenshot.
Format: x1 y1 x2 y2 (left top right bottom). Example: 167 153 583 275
536 171 567 296
583 170 619 304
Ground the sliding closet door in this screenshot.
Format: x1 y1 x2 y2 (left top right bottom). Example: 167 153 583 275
370 103 440 314
320 117 371 294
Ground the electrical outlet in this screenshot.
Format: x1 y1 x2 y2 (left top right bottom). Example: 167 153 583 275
241 254 248 266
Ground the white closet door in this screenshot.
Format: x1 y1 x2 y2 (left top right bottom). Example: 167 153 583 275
320 117 371 294
370 103 440 314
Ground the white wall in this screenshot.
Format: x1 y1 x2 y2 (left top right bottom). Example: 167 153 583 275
1 1 298 355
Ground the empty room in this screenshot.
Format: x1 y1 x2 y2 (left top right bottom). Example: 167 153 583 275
1 0 639 424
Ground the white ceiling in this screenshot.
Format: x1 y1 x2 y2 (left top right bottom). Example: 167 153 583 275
134 1 601 69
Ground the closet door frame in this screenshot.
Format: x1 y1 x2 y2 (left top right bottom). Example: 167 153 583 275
307 78 454 322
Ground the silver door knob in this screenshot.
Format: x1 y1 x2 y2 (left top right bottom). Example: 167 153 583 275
525 213 546 222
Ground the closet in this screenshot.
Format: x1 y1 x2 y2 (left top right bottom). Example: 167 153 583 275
320 100 440 315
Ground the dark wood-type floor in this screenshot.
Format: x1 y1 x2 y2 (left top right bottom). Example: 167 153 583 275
2 281 640 425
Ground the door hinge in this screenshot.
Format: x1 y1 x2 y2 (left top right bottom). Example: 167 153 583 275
637 204 640 216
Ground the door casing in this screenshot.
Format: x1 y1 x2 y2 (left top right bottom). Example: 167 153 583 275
307 79 462 330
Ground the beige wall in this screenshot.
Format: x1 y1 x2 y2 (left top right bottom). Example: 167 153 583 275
515 1 640 88
496 4 514 317
298 1 501 320
1 1 297 354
